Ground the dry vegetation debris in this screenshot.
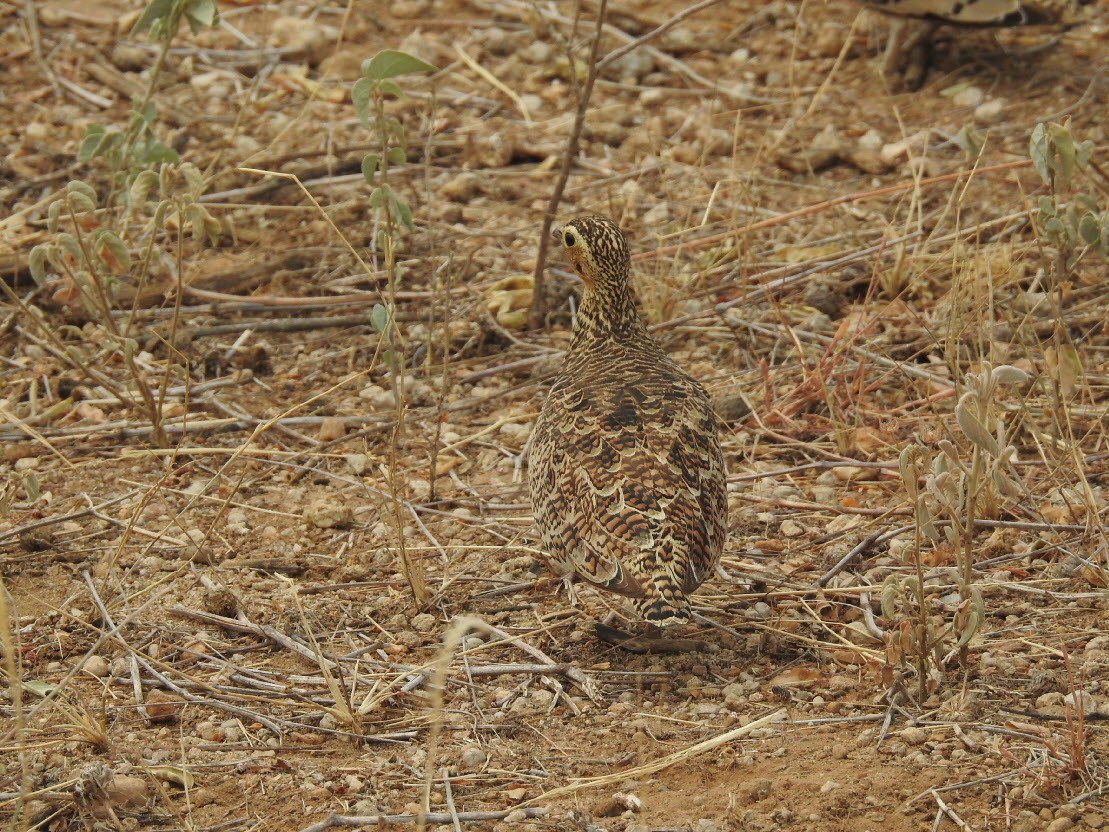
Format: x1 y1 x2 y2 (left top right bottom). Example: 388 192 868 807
2 0 1109 829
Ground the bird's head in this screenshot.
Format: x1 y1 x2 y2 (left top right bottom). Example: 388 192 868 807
551 215 631 288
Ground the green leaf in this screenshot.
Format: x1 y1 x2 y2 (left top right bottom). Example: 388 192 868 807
180 162 205 197
954 125 983 159
880 575 899 621
389 192 413 231
1050 123 1076 187
917 497 939 541
47 200 62 233
186 204 221 245
67 191 96 214
152 200 169 232
28 246 48 285
371 303 390 334
130 169 159 205
96 231 133 272
1078 213 1102 246
66 180 98 204
1077 139 1094 168
953 608 979 649
368 186 386 210
990 365 1030 386
898 446 920 502
361 153 380 183
77 126 110 163
23 471 40 502
362 50 437 81
136 139 179 165
1029 123 1052 187
22 680 56 697
351 77 374 128
56 232 82 263
1075 193 1098 213
131 0 174 35
378 80 404 99
184 0 219 32
383 115 405 146
385 146 406 166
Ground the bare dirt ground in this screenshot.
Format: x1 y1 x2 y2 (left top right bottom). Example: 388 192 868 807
3 0 1109 829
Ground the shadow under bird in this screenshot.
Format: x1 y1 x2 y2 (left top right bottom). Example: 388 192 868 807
528 216 727 627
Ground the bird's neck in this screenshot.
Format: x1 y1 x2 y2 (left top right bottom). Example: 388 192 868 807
568 276 648 350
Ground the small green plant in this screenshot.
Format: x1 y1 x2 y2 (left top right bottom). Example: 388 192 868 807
79 0 218 192
7 0 222 448
353 50 437 236
886 362 1028 697
1029 121 1108 279
351 50 437 607
21 165 219 447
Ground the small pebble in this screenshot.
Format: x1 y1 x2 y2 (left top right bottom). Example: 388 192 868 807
84 656 110 678
951 85 984 108
459 745 486 771
304 500 353 529
974 99 1006 124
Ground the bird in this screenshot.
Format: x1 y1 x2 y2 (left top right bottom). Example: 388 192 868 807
528 215 727 627
859 0 1095 86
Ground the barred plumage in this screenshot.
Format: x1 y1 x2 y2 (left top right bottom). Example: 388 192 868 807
860 0 1095 83
528 216 727 627
861 0 1088 23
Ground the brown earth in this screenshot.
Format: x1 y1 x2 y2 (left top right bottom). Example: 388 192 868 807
2 0 1109 830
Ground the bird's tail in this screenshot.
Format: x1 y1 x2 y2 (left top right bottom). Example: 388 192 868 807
635 585 691 627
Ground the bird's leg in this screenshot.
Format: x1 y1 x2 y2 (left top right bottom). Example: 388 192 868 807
882 17 937 88
560 573 580 607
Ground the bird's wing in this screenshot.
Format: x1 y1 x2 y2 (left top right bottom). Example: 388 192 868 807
532 379 725 598
863 0 1020 22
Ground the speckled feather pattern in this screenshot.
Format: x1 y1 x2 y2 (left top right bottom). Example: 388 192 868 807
862 0 1084 22
529 216 727 626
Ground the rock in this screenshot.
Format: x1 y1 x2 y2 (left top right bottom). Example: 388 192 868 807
111 44 148 71
318 417 346 442
459 744 487 771
269 16 333 64
780 519 805 538
744 601 771 621
84 655 110 678
1063 690 1098 716
390 0 428 19
520 42 553 63
347 453 369 476
359 384 395 410
304 499 353 529
974 99 1006 124
182 529 214 564
145 691 183 723
900 726 928 745
951 85 984 108
441 172 481 202
105 774 148 811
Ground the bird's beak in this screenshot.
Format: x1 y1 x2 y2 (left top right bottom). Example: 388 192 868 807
550 224 562 245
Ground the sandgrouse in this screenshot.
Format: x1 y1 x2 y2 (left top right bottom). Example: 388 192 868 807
859 0 1094 84
528 216 727 626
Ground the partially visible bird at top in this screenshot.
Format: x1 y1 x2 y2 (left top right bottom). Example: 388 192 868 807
858 0 1097 87
528 215 728 629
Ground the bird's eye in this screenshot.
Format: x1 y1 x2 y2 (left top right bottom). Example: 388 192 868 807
563 231 577 247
